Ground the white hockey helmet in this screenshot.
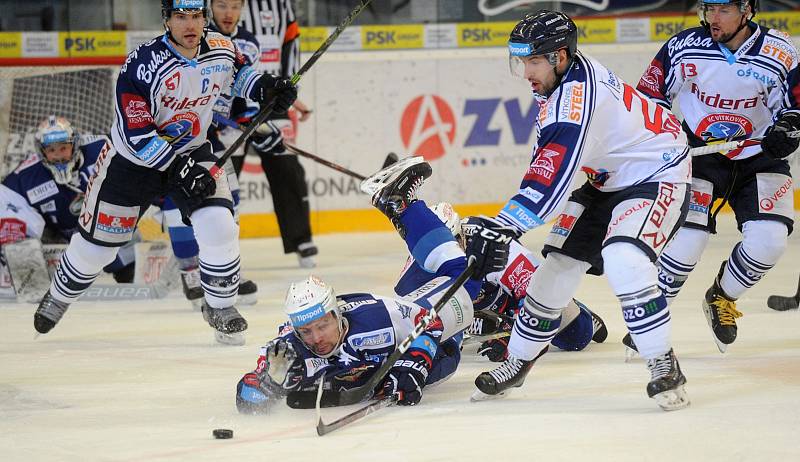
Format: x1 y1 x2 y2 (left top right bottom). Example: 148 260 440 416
34 115 83 185
284 276 345 357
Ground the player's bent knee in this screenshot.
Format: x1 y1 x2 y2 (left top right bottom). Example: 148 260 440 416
742 220 788 262
191 206 238 245
68 233 119 269
602 242 657 294
527 252 587 308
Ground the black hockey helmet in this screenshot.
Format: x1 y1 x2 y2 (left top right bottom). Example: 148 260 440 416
508 10 578 61
161 0 209 21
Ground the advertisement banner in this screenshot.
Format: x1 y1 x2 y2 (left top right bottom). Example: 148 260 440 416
361 25 425 50
456 22 514 48
0 33 21 58
58 31 127 57
574 18 616 44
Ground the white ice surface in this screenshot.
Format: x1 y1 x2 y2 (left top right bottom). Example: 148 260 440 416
2 214 799 461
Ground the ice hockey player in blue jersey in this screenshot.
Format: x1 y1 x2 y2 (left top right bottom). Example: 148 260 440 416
33 0 298 346
394 202 608 361
635 0 799 353
235 160 516 412
1 116 135 282
472 11 692 411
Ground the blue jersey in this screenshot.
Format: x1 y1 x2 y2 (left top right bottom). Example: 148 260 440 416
112 31 263 171
1 138 109 240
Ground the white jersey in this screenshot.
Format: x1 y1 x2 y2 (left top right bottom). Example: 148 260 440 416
498 52 690 234
637 24 798 160
112 32 262 171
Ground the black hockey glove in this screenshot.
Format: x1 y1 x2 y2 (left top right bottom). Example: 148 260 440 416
477 337 510 362
167 155 216 204
762 112 800 160
461 216 516 281
254 74 298 115
249 120 284 155
381 334 437 406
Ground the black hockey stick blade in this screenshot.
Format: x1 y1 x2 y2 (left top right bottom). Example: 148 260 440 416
331 257 478 406
211 0 374 176
286 389 341 409
767 274 800 311
316 397 396 436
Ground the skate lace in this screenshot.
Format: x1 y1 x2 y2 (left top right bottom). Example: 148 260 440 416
646 353 673 381
489 356 524 384
468 317 484 336
405 176 425 202
711 297 743 326
36 294 70 322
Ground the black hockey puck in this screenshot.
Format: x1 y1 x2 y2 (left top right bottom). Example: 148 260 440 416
212 429 233 439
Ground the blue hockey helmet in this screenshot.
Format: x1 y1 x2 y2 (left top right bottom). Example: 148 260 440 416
34 115 83 186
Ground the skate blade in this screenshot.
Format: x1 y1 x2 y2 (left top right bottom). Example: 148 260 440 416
298 256 316 269
214 331 246 346
470 388 513 402
237 293 258 306
713 338 728 354
653 385 690 411
360 156 426 195
624 345 638 363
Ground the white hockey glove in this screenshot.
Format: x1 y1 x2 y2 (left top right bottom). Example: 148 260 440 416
262 338 302 396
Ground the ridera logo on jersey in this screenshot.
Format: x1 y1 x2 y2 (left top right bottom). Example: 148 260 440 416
525 143 566 186
159 112 201 149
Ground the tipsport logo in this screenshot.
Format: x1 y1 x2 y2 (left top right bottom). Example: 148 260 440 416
399 94 538 161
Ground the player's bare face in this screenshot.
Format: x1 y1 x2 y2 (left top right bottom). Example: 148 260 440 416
43 143 73 163
211 0 243 35
296 312 341 356
167 11 206 54
523 55 558 96
703 4 747 43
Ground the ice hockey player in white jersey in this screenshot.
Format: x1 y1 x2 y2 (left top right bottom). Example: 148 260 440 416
33 0 297 345
235 161 515 412
635 0 799 353
472 11 692 411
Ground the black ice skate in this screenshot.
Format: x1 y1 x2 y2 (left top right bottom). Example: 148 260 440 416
471 347 548 401
622 332 639 362
33 290 71 334
360 157 431 238
646 348 689 411
590 309 608 343
296 242 318 269
467 310 511 337
201 302 248 346
180 268 204 311
702 263 742 353
238 279 259 306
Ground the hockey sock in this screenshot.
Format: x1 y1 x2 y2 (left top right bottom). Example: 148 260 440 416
192 206 240 308
656 227 709 303
400 201 463 273
720 220 788 300
603 242 671 358
50 233 119 304
163 207 200 267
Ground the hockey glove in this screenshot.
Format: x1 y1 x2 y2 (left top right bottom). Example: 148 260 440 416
254 74 298 115
262 338 302 396
167 155 216 204
382 334 437 406
477 337 510 362
249 120 284 155
236 372 277 414
461 216 516 281
762 112 800 159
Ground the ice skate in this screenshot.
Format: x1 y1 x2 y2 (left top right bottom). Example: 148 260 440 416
646 348 689 411
590 309 608 343
33 290 71 334
201 302 247 346
622 332 639 362
467 310 510 337
362 157 431 237
471 347 547 401
180 267 204 311
238 279 259 306
296 242 318 269
702 263 742 353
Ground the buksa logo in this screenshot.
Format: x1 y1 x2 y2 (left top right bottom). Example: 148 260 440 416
400 95 456 160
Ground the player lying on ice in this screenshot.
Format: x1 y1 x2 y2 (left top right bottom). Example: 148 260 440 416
235 158 517 412
396 202 608 361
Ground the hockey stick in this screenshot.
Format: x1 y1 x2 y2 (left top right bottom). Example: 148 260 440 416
285 143 366 180
689 130 800 157
767 274 800 311
209 0 374 179
316 390 396 436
